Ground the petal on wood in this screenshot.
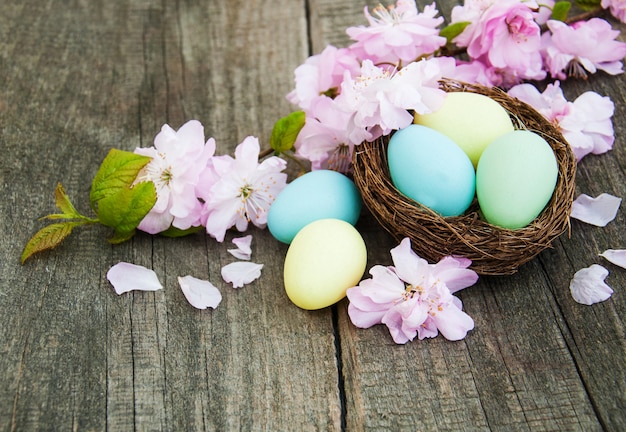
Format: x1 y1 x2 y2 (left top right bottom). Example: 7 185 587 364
570 264 613 305
221 261 263 288
570 193 621 226
106 262 163 295
178 275 222 310
600 249 626 269
227 234 253 260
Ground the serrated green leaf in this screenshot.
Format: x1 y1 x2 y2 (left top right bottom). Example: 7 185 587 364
54 183 82 218
270 111 306 153
21 221 86 264
96 181 156 238
159 225 204 238
574 0 601 11
439 21 471 44
550 1 571 21
108 229 137 245
90 149 153 211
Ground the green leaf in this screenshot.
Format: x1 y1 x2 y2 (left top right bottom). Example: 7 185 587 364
90 149 153 211
550 1 571 21
270 111 306 153
54 183 81 218
159 225 204 238
439 22 471 44
21 221 87 264
96 181 157 243
574 0 601 11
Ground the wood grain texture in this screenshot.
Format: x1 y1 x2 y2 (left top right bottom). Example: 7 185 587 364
0 0 625 431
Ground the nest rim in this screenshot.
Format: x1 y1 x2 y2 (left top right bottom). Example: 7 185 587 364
352 79 577 276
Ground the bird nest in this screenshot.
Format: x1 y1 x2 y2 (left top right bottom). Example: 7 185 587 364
352 79 577 276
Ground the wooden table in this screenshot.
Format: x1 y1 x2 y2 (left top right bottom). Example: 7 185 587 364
1 1 624 430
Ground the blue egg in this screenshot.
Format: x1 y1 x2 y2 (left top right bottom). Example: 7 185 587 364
387 124 475 217
267 170 362 244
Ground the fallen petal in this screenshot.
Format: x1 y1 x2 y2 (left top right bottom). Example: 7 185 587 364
600 249 626 269
227 235 253 260
570 193 621 226
570 264 613 305
178 275 222 309
221 261 263 288
106 262 163 295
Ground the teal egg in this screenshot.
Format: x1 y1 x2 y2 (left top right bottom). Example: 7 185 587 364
476 130 558 229
267 170 362 244
387 124 476 217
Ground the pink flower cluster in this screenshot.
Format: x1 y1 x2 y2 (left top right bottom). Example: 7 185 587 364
134 120 288 241
287 0 626 171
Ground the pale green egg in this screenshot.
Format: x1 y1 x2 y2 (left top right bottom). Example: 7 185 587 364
415 92 515 167
476 130 558 229
284 219 367 310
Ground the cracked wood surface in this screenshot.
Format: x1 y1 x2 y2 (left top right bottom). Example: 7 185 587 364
1 0 625 430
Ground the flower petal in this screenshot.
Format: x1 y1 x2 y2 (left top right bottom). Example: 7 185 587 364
227 235 253 260
178 275 222 309
221 261 263 288
600 249 626 269
106 262 163 295
570 193 621 226
570 264 613 305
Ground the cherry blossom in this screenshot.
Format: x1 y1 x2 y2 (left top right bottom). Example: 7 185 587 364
507 81 615 161
178 275 222 310
602 0 626 23
346 238 478 344
221 261 264 288
571 193 622 227
541 18 626 80
106 262 163 295
346 0 446 65
134 120 215 234
570 264 613 305
202 136 287 242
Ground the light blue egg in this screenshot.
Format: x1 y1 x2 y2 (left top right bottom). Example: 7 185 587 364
267 170 362 244
387 124 476 217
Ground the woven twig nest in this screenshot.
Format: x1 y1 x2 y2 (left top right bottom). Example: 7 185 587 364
352 79 577 276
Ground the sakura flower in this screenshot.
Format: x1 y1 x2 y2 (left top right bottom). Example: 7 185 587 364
346 1 446 65
600 249 626 269
286 45 360 110
570 264 613 305
106 262 163 295
335 57 452 144
541 18 626 80
451 0 545 85
178 275 222 310
346 237 478 344
602 0 626 23
221 261 264 288
571 193 622 227
507 81 615 161
134 120 215 234
203 136 287 242
227 235 253 260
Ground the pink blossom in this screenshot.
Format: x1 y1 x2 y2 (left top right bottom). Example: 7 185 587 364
602 0 626 23
286 45 360 110
346 1 446 65
335 58 451 144
134 120 216 234
507 81 615 161
107 262 163 295
570 264 613 305
542 18 626 80
346 238 478 344
202 136 287 242
451 0 545 85
178 275 222 310
571 193 622 227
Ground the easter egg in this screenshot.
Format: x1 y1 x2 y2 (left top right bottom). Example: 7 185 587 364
414 92 515 167
268 170 362 244
476 130 558 229
387 124 475 217
284 219 367 310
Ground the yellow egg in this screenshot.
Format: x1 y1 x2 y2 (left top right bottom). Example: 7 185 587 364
414 92 515 167
284 219 367 310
